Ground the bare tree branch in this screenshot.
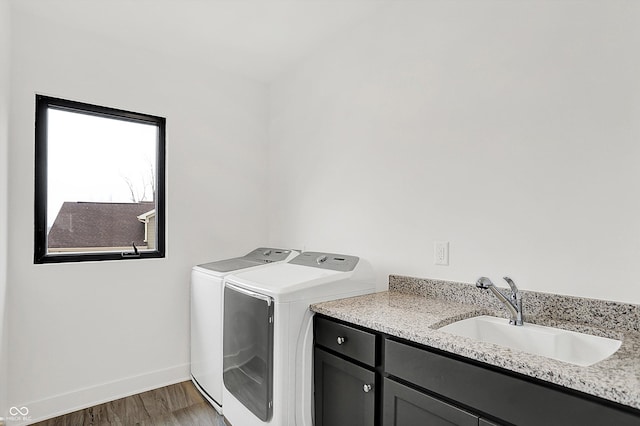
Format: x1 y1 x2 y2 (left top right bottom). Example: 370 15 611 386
122 175 138 202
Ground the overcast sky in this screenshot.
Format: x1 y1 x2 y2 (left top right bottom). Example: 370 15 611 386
47 109 157 227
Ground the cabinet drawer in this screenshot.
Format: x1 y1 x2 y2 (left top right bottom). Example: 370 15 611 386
383 378 478 426
315 316 376 367
479 419 502 426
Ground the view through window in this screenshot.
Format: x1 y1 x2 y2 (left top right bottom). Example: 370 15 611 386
34 96 165 263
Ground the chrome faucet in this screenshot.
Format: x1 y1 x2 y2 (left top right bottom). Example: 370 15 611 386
476 276 523 326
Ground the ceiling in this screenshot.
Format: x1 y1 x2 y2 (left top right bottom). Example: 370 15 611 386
11 0 392 82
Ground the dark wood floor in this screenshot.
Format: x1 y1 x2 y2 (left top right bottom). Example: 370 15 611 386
32 381 225 426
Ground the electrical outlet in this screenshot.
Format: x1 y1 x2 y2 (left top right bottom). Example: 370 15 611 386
434 241 449 266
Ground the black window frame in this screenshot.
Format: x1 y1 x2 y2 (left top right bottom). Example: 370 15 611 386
34 95 166 264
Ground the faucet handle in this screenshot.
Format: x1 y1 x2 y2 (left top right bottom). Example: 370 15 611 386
502 276 519 295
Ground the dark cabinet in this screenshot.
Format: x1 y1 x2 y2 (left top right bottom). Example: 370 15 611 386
314 316 379 426
385 338 640 426
383 378 478 426
314 314 640 426
314 347 376 426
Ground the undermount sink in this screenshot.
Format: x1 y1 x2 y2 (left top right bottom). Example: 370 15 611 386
438 315 621 367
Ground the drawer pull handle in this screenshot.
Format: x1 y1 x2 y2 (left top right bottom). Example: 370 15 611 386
336 336 346 345
363 384 373 393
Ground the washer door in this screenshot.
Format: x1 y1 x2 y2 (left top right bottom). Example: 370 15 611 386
223 283 274 422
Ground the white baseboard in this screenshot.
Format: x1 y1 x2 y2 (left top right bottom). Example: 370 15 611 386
11 363 190 426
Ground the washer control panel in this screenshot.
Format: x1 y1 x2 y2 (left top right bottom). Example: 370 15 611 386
289 251 359 272
245 247 293 263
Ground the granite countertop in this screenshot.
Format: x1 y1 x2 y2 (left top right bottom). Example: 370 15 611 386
310 276 640 411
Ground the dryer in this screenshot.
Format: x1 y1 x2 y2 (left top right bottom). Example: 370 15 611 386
222 252 376 426
190 247 298 413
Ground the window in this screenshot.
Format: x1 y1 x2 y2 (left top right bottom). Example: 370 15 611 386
34 95 166 263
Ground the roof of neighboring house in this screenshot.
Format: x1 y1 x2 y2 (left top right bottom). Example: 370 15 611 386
48 201 155 248
137 209 156 222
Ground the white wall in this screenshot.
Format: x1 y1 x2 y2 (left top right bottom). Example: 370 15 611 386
269 0 640 304
0 0 10 419
7 6 269 421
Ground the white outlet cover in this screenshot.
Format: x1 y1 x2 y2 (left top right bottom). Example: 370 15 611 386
434 241 449 266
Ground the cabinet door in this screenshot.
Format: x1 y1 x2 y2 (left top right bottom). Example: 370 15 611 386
383 378 478 426
314 347 376 426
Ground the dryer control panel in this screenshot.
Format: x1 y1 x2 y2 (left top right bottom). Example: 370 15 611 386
289 251 359 272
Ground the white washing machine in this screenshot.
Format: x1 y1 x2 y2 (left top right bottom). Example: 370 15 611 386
222 251 376 426
190 247 298 413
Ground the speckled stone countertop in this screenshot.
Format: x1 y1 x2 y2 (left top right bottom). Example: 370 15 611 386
310 275 640 410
